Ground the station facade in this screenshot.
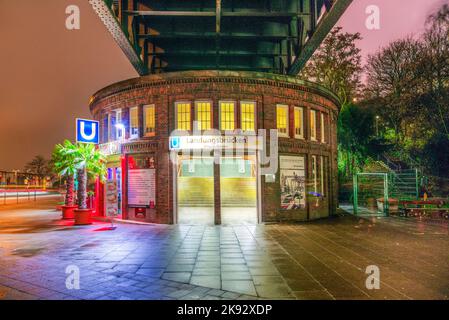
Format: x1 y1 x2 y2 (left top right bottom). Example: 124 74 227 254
90 70 339 225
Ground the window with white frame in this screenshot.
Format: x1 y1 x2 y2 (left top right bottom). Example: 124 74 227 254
143 105 155 136
294 107 304 139
320 156 325 196
115 109 123 140
312 155 317 193
320 112 325 143
220 101 235 131
102 115 108 143
241 101 256 132
176 102 191 131
196 101 212 131
129 107 139 138
276 104 289 137
310 109 317 141
107 113 112 142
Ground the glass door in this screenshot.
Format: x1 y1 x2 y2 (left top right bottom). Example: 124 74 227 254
220 155 258 225
177 155 215 225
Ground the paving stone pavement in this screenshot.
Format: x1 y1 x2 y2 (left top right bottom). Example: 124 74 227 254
0 198 449 300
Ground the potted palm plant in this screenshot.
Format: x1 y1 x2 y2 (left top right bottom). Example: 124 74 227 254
72 142 106 225
52 140 78 219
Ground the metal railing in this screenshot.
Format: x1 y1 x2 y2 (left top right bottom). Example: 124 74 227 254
0 185 60 205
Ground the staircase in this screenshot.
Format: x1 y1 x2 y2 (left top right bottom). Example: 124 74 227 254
364 154 421 200
380 154 421 200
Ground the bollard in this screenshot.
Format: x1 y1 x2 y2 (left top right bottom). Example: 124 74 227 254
17 191 19 204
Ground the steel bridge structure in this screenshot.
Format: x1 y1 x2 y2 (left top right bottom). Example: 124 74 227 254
89 0 352 75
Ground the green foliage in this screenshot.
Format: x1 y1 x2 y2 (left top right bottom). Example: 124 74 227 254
420 133 449 177
72 142 107 181
362 4 449 177
52 140 106 209
52 140 106 180
52 140 79 178
337 103 388 178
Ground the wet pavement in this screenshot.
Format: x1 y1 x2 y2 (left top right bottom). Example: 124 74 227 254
0 197 448 300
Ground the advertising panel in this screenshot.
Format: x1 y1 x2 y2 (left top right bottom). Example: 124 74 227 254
280 155 306 210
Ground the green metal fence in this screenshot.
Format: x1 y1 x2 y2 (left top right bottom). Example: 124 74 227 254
353 170 420 216
353 173 389 216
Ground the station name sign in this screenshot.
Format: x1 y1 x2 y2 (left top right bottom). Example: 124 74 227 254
169 135 261 150
99 141 160 156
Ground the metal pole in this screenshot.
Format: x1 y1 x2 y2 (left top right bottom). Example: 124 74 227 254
415 168 419 200
17 191 19 204
353 173 358 216
383 173 389 216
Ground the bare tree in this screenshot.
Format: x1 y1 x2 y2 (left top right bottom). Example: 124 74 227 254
299 27 362 106
364 38 422 143
24 155 50 179
417 4 449 135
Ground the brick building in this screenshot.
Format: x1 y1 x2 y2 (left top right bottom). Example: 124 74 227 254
90 71 339 224
88 0 350 224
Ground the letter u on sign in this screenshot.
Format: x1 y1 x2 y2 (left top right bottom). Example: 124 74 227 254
76 118 99 144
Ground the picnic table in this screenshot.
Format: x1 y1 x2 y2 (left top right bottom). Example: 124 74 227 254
400 199 449 219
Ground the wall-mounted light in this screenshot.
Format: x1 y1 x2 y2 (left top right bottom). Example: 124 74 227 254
115 123 125 141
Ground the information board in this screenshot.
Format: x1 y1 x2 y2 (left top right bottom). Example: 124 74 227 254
128 169 156 207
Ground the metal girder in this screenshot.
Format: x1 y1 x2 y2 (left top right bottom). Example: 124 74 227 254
159 65 274 72
138 32 290 41
288 0 353 75
150 52 288 57
89 0 353 76
125 10 299 18
88 0 147 75
124 10 216 17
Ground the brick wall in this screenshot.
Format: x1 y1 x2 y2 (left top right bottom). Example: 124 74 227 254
90 71 339 224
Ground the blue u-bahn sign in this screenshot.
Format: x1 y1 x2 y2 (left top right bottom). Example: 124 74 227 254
76 118 99 144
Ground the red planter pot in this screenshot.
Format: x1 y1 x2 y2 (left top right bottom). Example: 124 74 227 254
61 205 78 219
74 208 92 225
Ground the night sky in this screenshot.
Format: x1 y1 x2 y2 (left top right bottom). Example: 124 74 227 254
0 0 447 170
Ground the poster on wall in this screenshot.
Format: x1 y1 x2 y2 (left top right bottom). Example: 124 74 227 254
128 169 156 207
128 155 156 208
105 180 119 217
280 155 306 210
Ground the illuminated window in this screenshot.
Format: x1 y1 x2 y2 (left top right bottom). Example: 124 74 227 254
220 101 235 131
320 112 325 143
241 101 256 131
312 155 317 193
129 107 139 138
176 102 191 131
107 113 112 141
143 105 155 137
102 115 108 143
310 109 317 141
115 109 123 140
196 101 212 130
294 107 304 139
276 104 289 137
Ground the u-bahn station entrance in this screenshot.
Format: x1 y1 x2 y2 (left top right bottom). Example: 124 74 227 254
88 0 350 225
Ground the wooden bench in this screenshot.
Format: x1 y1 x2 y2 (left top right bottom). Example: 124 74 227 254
400 200 449 219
